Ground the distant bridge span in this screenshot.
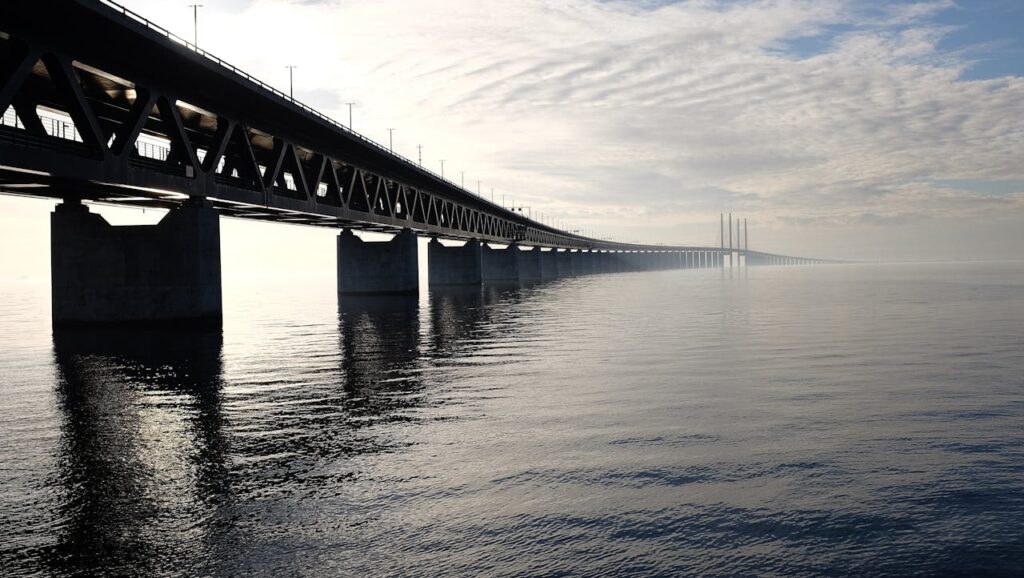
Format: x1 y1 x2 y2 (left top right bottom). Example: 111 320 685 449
0 0 835 325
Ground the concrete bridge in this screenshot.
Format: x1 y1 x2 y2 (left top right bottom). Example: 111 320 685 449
0 0 834 326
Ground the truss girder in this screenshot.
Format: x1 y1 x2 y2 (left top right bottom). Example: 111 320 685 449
0 5 720 253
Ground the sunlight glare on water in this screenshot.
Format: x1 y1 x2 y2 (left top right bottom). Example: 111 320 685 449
1 262 1023 576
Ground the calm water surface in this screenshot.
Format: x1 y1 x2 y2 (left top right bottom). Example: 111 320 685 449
1 262 1023 576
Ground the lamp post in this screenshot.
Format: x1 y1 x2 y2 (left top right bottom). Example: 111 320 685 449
439 159 445 179
387 128 395 152
345 102 356 129
417 144 422 165
188 4 203 47
285 65 298 99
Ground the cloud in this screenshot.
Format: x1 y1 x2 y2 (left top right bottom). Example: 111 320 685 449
114 0 1024 255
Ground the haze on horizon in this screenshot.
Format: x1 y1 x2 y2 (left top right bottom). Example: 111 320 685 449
1 0 1022 280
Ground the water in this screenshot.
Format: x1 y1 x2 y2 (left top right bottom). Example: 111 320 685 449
1 262 1023 576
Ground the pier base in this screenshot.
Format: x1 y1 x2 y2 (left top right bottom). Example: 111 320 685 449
427 238 482 286
482 244 519 283
515 246 544 282
556 250 573 276
337 229 419 295
50 198 222 326
538 248 560 279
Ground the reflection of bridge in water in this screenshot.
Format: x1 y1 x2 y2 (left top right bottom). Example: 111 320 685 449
0 1 837 326
45 288 514 575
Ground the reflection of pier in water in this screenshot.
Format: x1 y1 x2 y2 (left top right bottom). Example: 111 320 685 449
43 285 528 574
51 326 226 576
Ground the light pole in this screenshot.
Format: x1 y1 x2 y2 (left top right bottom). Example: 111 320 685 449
460 171 465 188
285 65 298 99
387 128 395 152
188 4 203 47
417 144 422 165
477 180 481 196
439 159 445 179
345 102 356 129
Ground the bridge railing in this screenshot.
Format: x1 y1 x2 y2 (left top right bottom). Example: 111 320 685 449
2 107 84 143
2 106 174 161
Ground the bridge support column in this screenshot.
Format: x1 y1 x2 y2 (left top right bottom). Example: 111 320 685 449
605 252 619 273
338 229 419 295
556 250 573 276
428 238 482 286
50 198 222 326
515 246 544 282
482 243 519 283
538 249 560 279
579 251 596 275
632 252 644 271
570 251 586 275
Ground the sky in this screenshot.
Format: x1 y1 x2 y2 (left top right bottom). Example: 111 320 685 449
2 0 1023 279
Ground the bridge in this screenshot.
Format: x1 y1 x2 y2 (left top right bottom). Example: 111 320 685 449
0 0 834 326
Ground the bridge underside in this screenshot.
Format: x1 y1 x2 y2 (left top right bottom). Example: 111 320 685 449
41 196 748 325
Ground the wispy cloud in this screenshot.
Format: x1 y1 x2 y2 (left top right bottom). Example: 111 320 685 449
120 0 1024 257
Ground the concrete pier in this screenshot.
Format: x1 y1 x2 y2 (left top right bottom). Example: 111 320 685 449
50 198 222 326
559 250 572 276
577 251 594 275
481 243 519 283
337 229 419 295
569 251 584 276
538 248 560 279
515 246 544 282
428 238 482 286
